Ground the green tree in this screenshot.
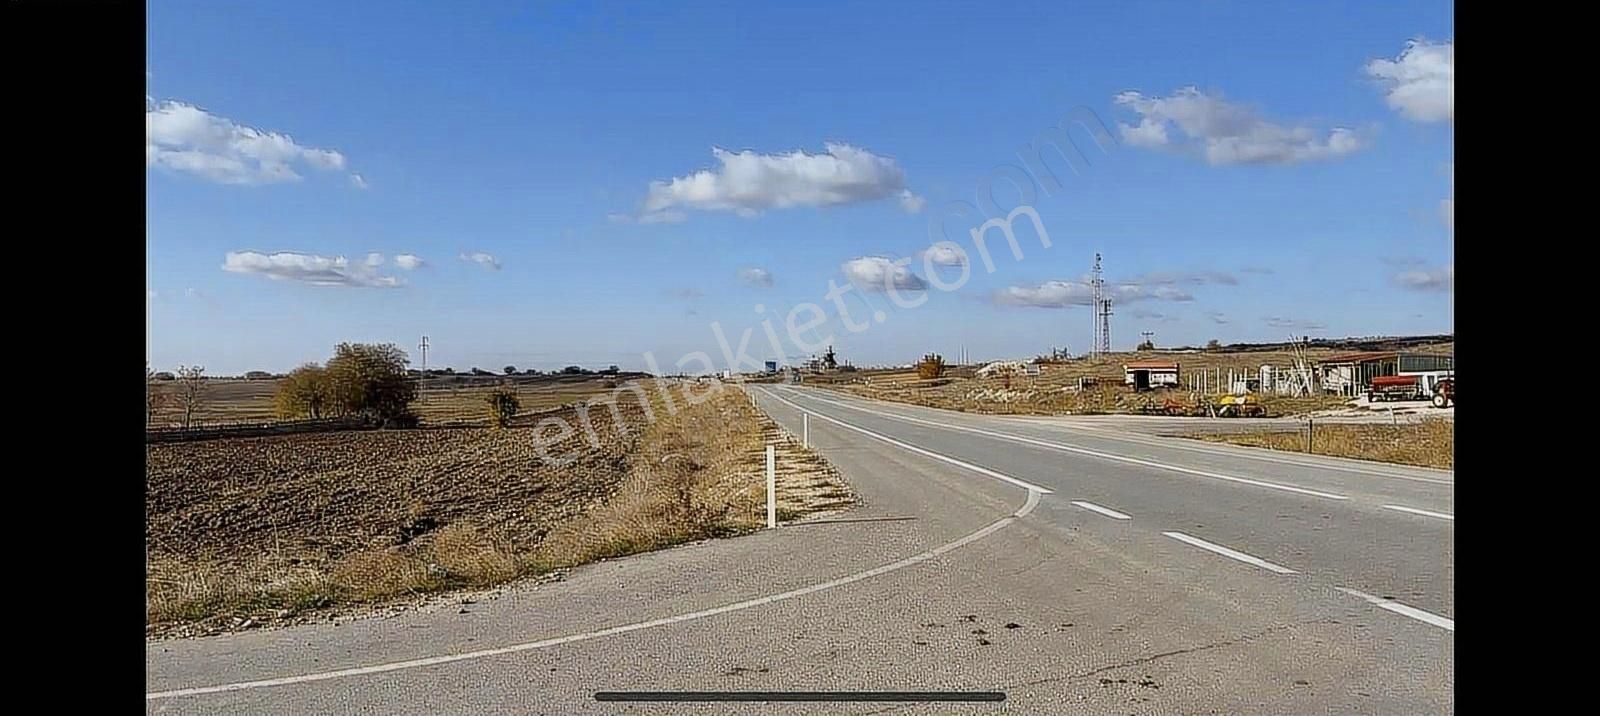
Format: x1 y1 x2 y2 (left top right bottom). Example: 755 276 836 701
1205 339 1222 351
504 365 517 376
274 363 334 419
326 343 419 426
485 385 520 428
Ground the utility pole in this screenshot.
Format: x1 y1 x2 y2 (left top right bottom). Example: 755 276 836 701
419 335 430 371
1090 253 1103 358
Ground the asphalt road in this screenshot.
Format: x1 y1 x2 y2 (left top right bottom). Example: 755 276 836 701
146 385 1453 714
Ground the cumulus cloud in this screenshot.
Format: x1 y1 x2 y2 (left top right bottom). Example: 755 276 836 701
1113 87 1363 165
223 251 404 288
842 257 927 292
738 267 774 287
1395 264 1454 292
146 98 359 185
394 254 425 270
459 252 501 270
637 143 922 221
920 244 968 267
1366 39 1454 123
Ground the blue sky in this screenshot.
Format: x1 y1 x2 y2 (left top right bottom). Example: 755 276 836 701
147 0 1454 375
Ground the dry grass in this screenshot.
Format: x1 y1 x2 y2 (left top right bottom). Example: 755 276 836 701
1189 418 1454 469
145 382 849 635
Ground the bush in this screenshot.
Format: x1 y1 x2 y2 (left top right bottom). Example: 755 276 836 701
275 363 334 419
916 353 946 379
485 386 520 428
326 343 419 426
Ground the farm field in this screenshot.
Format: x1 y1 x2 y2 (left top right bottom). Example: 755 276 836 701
145 381 850 637
147 373 642 428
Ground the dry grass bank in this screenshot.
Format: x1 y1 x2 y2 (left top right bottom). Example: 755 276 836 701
146 381 848 637
1188 418 1454 469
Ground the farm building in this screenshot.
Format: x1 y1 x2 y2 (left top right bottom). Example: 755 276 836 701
1318 351 1454 396
1124 360 1180 391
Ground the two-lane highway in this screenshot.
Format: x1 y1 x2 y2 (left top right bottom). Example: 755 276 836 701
147 385 1452 714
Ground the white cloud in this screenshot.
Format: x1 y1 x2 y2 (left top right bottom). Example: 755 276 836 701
146 99 360 185
1113 87 1363 165
738 267 774 287
898 189 926 213
1263 316 1327 330
1206 311 1230 325
222 251 404 288
638 143 921 221
459 252 501 270
999 268 1258 308
394 254 425 270
920 244 968 267
350 173 368 189
994 273 1224 308
842 256 926 292
1395 264 1453 292
1366 39 1454 123
364 253 385 268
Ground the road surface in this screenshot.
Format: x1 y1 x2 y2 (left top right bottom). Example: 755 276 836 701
146 385 1453 714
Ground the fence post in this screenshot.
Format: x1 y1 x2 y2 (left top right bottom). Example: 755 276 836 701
803 413 809 447
765 444 777 529
1305 417 1314 454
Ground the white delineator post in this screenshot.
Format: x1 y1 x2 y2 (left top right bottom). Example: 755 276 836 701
802 413 809 447
765 444 777 529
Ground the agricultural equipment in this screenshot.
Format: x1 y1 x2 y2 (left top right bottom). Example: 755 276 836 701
1431 377 1453 408
1213 393 1264 417
1367 375 1423 402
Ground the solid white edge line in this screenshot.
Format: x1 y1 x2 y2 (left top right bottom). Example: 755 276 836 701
1337 587 1454 632
1071 500 1132 520
1010 419 1456 485
1162 531 1298 574
1382 504 1454 520
148 397 1046 701
780 387 1345 501
759 389 1053 495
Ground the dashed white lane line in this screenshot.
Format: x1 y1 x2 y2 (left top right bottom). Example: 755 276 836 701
1071 500 1132 520
1382 504 1454 520
148 402 1047 701
1337 587 1454 632
1162 532 1298 575
760 389 1053 494
780 388 1346 501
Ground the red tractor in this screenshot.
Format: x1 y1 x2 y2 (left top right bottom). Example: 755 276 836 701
1431 377 1453 408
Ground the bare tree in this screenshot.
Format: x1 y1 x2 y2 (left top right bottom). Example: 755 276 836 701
176 365 208 429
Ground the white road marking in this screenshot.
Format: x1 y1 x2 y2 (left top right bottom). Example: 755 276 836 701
1071 500 1132 520
760 389 1053 494
1337 587 1454 631
1162 532 1298 574
1382 504 1454 520
780 388 1346 501
147 405 1049 701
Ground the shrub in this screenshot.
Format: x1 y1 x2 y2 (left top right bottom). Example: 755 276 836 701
485 386 520 427
916 353 946 380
